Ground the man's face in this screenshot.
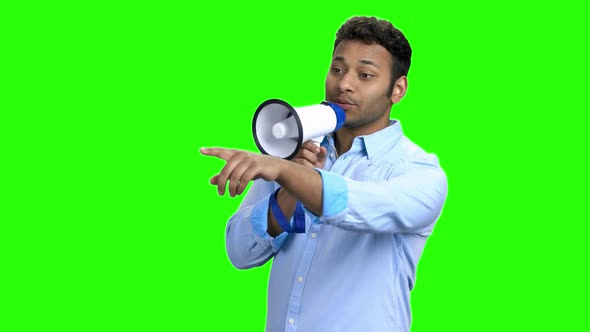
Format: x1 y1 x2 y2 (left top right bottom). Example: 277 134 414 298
325 40 394 132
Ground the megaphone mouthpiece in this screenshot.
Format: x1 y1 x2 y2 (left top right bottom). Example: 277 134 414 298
271 117 299 140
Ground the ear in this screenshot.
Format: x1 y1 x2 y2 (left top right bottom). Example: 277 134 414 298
390 76 408 104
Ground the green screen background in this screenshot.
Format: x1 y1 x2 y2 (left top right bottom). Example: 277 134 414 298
3 1 589 331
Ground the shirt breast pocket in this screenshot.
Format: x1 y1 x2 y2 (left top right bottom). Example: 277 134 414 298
362 158 405 181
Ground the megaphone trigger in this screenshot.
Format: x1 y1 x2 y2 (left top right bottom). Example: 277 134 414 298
309 136 324 147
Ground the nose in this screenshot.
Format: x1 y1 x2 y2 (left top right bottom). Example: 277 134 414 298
337 71 355 93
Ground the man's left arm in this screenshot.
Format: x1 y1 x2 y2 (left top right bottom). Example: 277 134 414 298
200 148 324 215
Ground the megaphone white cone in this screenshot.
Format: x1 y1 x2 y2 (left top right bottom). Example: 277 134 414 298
252 99 345 159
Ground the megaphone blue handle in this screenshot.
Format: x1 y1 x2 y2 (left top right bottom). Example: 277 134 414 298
323 101 346 129
269 189 306 234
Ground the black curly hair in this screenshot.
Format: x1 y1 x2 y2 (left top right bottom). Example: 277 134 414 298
334 16 412 96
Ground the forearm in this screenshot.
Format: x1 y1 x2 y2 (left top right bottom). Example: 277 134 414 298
267 188 297 237
276 160 323 216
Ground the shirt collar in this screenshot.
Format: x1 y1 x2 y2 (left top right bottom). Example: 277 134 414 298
324 120 403 159
359 120 403 159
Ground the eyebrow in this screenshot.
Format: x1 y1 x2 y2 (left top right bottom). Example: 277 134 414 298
333 56 380 68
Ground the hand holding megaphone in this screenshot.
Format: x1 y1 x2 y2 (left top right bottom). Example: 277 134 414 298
252 99 346 159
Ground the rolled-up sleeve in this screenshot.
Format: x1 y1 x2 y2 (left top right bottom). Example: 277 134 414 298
225 180 288 269
314 168 348 218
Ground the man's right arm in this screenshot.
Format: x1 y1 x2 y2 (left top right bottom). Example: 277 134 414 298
225 142 327 268
266 142 327 236
266 189 297 236
225 178 287 269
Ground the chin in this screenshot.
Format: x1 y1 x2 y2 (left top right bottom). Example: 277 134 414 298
342 121 358 129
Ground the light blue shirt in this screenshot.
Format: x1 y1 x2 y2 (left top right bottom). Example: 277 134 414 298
226 121 448 332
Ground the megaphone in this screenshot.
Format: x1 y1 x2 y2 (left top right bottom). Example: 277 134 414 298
252 99 346 159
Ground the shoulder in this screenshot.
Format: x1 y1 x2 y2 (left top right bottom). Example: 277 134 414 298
366 135 444 180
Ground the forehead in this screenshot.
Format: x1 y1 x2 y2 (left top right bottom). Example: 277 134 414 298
332 40 393 69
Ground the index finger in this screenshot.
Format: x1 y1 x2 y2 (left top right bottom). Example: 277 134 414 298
200 147 235 160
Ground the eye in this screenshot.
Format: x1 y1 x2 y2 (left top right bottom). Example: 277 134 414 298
359 73 373 80
331 67 343 74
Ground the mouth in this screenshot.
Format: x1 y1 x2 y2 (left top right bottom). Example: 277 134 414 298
333 98 356 110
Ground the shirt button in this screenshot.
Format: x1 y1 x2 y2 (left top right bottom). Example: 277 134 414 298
330 153 334 159
311 233 317 239
288 318 295 325
297 276 304 282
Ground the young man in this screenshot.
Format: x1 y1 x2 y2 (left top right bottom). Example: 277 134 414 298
201 16 447 332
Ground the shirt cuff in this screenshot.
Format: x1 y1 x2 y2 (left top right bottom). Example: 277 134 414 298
250 191 289 250
314 168 348 218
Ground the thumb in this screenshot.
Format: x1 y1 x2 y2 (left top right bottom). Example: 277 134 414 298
210 174 220 185
316 147 328 166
